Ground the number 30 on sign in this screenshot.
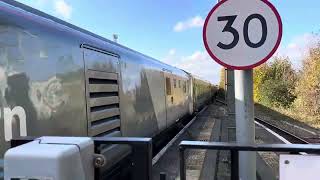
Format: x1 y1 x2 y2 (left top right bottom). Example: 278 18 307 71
203 0 282 70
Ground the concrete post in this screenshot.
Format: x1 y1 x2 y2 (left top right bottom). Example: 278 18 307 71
226 69 235 115
235 69 256 180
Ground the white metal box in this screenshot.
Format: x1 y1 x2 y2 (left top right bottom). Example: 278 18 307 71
4 136 94 180
280 154 320 180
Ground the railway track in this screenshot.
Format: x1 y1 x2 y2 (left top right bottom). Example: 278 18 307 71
254 117 309 144
217 99 317 144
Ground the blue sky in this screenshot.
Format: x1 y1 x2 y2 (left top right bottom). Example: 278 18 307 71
15 0 320 83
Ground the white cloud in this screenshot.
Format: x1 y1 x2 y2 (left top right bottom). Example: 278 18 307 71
276 33 320 69
173 16 205 32
162 50 221 84
54 0 72 20
17 0 73 20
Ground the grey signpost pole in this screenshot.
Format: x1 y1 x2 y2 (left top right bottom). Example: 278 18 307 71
205 1 282 179
215 0 255 178
235 69 256 180
216 0 256 178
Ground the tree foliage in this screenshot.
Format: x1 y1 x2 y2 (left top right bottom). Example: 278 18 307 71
253 64 268 102
253 57 297 108
294 44 320 115
221 44 319 117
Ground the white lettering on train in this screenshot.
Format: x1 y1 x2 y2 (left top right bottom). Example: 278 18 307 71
3 106 27 142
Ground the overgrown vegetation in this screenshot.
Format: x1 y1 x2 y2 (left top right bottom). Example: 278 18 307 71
254 57 297 108
254 43 320 127
294 44 320 116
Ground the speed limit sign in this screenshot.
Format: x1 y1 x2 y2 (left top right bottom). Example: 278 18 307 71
203 0 282 69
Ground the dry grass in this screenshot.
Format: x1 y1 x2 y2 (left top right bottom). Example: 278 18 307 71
255 103 320 129
276 107 320 129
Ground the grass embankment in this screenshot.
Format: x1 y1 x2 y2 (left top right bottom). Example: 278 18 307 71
255 103 320 129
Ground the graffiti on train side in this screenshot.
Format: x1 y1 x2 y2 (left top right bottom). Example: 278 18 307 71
2 106 27 142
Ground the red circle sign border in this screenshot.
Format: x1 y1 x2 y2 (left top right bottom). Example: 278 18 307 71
203 0 283 70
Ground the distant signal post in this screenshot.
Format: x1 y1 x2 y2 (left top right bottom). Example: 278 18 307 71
203 0 282 179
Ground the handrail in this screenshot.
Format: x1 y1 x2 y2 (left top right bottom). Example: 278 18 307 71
179 141 320 180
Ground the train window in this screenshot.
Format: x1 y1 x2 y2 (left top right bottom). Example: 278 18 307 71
173 79 177 88
178 80 181 88
166 78 172 95
183 82 186 93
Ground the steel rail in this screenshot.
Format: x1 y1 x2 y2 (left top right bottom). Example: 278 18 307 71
254 117 309 144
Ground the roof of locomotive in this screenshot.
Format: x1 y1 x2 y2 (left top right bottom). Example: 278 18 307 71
2 0 191 78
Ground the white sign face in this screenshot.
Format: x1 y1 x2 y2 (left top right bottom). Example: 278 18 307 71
203 0 282 69
280 155 320 180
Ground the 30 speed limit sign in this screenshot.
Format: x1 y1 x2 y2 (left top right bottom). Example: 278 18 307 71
203 0 282 69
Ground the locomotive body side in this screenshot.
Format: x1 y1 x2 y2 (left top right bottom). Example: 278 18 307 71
192 77 213 111
117 49 191 138
0 1 89 160
0 0 194 169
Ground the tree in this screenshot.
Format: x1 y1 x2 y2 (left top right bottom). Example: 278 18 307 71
253 57 297 108
295 44 320 115
253 64 269 102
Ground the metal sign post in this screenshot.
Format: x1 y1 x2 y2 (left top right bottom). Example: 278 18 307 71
203 0 282 179
235 69 255 180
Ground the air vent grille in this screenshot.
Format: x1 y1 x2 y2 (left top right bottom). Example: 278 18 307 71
87 70 121 136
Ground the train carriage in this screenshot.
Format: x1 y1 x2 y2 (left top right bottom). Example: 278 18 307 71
0 0 215 177
193 77 215 111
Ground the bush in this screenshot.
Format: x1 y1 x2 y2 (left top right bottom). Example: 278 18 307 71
254 57 297 108
260 79 296 107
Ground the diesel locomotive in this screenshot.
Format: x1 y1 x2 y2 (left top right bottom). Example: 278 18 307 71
0 0 216 176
